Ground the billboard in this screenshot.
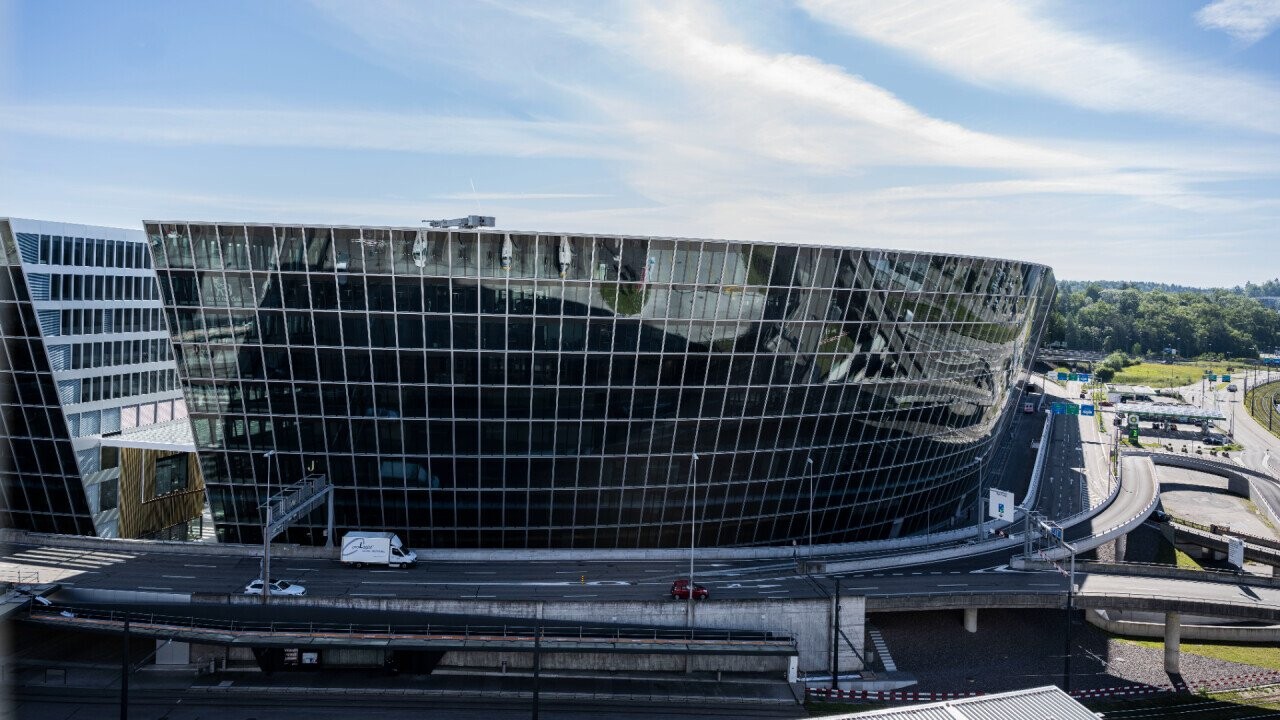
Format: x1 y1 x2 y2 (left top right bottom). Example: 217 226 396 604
989 488 1016 521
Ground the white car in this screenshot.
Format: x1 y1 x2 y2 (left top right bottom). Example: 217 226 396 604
243 578 306 596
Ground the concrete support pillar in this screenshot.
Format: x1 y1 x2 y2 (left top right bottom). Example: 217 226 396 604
963 607 978 633
1114 534 1127 562
1164 612 1181 675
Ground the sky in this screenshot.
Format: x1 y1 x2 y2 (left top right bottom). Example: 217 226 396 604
2 0 1279 286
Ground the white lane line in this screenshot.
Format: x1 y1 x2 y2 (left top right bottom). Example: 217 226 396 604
467 595 497 599
937 583 967 587
351 593 396 597
183 564 217 569
161 575 196 579
568 594 597 598
137 586 172 591
1029 583 1061 587
841 586 879 591
464 571 497 575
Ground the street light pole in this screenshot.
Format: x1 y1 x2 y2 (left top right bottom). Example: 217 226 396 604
261 450 276 606
806 457 815 559
687 453 699 627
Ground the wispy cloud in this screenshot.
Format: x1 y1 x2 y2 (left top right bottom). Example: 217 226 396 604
431 192 610 201
0 106 625 159
1197 0 1280 44
800 0 1280 134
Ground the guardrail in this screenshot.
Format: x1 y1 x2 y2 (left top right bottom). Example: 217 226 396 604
24 604 793 647
1170 517 1280 552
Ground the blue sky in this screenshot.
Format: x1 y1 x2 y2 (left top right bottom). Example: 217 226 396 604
3 0 1279 286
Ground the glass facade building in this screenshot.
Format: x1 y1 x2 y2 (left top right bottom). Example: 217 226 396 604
146 222 1054 549
1 218 188 537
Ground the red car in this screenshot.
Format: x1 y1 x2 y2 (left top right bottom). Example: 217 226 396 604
670 578 709 600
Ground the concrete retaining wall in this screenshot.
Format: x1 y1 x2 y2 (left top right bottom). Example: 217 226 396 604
212 593 863 673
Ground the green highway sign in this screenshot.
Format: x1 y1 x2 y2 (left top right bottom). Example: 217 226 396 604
1066 404 1079 415
1222 375 1231 382
1068 373 1079 381
1208 374 1218 381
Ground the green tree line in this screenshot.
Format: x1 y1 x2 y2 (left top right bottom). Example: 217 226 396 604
1045 282 1280 358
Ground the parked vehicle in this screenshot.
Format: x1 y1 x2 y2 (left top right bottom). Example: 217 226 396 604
341 531 418 568
243 578 306 596
670 578 708 601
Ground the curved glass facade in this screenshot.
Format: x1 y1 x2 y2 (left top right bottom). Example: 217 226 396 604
146 223 1054 549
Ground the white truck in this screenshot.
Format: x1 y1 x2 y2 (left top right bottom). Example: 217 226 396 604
340 532 418 568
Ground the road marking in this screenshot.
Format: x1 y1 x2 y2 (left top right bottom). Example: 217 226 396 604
1029 583 1061 587
464 571 497 575
351 593 396 597
568 594 598 598
183 564 216 569
161 575 196 579
137 586 172 591
937 583 967 587
467 595 497 599
841 586 879 591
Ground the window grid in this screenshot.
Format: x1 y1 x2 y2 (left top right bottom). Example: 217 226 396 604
148 223 1054 549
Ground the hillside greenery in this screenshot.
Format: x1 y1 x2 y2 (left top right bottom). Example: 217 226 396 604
1045 281 1280 359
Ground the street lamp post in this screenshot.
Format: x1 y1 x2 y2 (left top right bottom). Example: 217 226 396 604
806 457 815 558
687 453 699 627
261 450 276 606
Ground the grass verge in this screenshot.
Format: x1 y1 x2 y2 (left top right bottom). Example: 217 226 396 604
1111 362 1236 388
1118 639 1280 672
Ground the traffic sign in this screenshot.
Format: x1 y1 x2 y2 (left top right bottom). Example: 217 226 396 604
989 488 1015 521
1222 375 1231 382
1057 372 1068 381
1208 374 1218 381
1066 404 1080 415
1078 373 1091 382
1081 404 1095 416
1068 373 1079 381
1051 402 1066 414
